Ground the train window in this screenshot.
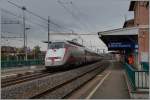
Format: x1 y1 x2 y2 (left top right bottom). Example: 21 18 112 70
49 42 64 49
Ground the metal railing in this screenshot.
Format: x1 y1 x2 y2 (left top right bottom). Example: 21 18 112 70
141 62 149 71
124 63 149 90
1 59 44 68
135 71 149 89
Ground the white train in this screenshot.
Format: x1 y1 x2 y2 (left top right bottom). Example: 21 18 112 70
45 41 102 70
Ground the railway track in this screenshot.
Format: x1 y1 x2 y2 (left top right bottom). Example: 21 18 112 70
1 62 99 88
1 61 109 99
32 67 101 99
32 61 109 99
1 70 52 88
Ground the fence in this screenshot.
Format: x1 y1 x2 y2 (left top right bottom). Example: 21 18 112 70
124 63 149 91
1 59 44 69
141 62 149 71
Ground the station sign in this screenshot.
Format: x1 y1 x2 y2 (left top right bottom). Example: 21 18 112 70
108 42 138 49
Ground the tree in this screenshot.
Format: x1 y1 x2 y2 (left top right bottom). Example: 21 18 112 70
33 45 41 59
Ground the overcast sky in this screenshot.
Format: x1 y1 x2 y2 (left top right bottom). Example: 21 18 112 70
0 0 134 51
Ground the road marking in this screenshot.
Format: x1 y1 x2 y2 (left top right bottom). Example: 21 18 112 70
86 71 111 99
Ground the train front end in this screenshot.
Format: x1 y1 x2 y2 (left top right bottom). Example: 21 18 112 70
45 42 67 69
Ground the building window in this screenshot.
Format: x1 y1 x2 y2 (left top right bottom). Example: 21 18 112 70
139 1 149 8
139 2 145 6
146 2 149 8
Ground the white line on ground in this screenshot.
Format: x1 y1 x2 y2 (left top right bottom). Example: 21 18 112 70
97 74 103 77
86 71 111 99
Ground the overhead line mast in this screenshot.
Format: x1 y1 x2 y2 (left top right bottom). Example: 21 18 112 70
7 0 74 48
7 1 52 49
48 16 50 48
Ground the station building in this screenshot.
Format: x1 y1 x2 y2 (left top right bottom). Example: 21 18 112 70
98 1 149 70
128 1 149 69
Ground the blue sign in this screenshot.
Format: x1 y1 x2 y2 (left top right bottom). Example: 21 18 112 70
135 44 138 49
108 42 137 49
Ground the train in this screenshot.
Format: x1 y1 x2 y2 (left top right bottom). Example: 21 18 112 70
45 40 102 70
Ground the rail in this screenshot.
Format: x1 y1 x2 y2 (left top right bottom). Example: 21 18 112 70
1 61 109 99
1 59 44 68
124 63 149 91
1 71 51 88
141 62 149 71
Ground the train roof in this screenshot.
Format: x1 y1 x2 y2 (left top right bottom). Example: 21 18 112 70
67 41 84 47
43 40 99 55
43 40 67 43
43 40 84 47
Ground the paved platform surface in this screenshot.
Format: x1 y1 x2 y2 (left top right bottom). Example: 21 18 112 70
90 61 130 99
67 60 130 99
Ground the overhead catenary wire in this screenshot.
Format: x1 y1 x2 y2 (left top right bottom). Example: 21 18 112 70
57 0 82 41
7 1 47 21
69 1 94 32
1 8 44 28
57 0 96 44
1 8 48 50
1 8 48 30
57 0 80 21
57 0 84 30
1 8 63 35
7 0 71 32
1 9 46 32
1 1 83 34
1 36 24 38
2 0 91 48
5 0 78 34
1 8 22 18
57 0 91 32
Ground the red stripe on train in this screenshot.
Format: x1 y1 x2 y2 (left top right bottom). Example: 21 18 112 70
63 47 68 61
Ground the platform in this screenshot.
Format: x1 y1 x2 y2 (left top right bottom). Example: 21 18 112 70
89 61 130 99
68 60 130 99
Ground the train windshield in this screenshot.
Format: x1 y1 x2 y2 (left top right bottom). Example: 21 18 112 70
48 42 64 49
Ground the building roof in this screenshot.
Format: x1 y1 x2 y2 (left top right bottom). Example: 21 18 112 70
98 27 138 36
129 1 149 11
1 46 17 53
129 1 136 11
123 19 134 28
98 27 139 50
49 32 78 35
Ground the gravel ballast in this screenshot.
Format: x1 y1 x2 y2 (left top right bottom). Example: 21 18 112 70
1 61 109 99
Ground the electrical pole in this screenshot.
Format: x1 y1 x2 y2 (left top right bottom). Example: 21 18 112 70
103 49 105 53
25 27 30 60
90 40 92 50
124 14 127 22
82 39 83 45
48 16 50 48
22 6 27 60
